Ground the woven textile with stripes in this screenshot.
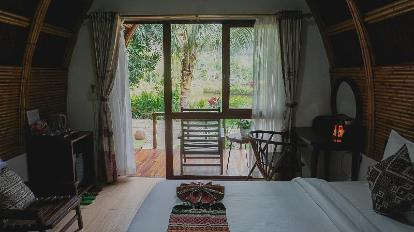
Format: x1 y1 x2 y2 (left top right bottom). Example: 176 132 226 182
168 182 229 232
177 182 224 205
167 203 230 232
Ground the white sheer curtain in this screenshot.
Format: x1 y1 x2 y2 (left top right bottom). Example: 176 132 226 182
249 16 285 176
252 16 285 133
109 29 136 176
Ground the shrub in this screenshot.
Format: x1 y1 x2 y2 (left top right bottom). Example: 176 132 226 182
131 92 164 119
189 99 207 109
230 85 253 95
203 86 221 94
229 95 251 108
131 84 181 119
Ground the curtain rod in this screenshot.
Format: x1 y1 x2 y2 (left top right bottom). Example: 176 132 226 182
121 12 312 22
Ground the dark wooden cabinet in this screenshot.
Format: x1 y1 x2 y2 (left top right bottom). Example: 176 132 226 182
27 131 96 195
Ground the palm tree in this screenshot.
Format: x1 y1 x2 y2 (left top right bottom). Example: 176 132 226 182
172 24 222 108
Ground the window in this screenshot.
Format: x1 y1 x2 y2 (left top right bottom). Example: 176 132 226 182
229 27 254 109
165 22 254 115
171 24 223 111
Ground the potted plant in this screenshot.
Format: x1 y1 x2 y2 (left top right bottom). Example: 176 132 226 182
237 120 252 137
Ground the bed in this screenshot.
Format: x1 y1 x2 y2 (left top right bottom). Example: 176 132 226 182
127 178 414 232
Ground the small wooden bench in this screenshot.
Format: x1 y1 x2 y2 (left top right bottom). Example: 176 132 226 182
0 195 82 232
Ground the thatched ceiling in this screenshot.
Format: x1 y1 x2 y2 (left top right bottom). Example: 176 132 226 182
0 0 92 68
1 0 412 70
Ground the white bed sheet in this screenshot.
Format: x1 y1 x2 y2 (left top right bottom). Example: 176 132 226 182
127 178 414 232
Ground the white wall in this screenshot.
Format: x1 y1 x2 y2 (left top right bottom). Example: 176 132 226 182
295 19 331 126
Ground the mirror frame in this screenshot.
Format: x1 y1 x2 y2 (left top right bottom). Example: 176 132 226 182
331 78 362 123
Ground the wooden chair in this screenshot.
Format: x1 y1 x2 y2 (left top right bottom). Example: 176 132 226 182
180 108 224 175
247 130 298 180
0 184 83 232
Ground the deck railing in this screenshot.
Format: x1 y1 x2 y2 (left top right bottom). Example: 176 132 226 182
152 112 165 149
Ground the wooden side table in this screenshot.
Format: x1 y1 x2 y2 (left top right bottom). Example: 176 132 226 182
295 127 361 181
225 133 250 174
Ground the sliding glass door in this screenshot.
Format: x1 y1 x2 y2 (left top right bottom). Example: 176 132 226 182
161 22 254 179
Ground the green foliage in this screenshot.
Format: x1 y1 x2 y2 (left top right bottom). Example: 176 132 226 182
230 28 254 54
229 95 252 108
128 24 254 118
172 84 181 112
236 119 252 129
230 86 253 95
128 24 163 87
189 99 207 109
202 86 221 94
130 92 164 119
130 84 181 119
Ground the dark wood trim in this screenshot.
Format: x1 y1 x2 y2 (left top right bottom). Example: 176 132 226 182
163 23 173 179
124 24 138 46
346 0 375 156
222 24 230 114
171 110 251 119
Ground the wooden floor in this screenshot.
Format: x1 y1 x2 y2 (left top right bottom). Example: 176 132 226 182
53 177 163 232
135 148 250 177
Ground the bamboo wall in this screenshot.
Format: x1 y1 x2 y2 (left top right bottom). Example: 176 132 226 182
0 0 92 160
307 0 414 160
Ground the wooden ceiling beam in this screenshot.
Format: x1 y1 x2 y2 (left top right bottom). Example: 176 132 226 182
0 10 74 38
19 0 52 145
0 10 30 27
42 24 74 38
346 0 376 156
326 19 354 36
365 0 414 24
326 0 414 36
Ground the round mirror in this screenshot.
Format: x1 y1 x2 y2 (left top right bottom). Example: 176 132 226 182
331 79 361 121
336 82 356 118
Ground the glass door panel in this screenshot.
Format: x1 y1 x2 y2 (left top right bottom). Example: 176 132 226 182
171 24 223 111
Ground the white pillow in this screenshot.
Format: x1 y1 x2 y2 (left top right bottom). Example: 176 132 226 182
0 159 7 170
382 130 414 161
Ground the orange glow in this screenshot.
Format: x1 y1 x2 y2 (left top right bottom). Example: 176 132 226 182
333 124 345 143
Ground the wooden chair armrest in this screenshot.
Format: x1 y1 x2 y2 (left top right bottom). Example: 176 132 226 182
0 208 40 220
26 182 77 197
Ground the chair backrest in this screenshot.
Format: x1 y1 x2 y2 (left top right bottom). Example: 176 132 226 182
180 108 221 155
248 130 293 180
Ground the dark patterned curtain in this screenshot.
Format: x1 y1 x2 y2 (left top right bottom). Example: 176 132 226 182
89 12 122 183
279 11 303 137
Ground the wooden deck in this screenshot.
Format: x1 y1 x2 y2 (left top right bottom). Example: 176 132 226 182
135 148 250 177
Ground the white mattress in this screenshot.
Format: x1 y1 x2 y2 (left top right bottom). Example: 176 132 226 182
127 178 414 232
